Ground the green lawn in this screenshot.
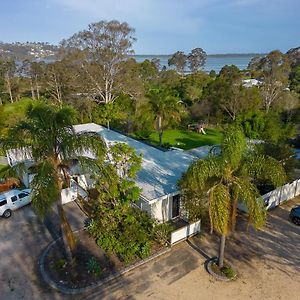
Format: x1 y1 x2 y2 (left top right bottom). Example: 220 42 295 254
0 97 35 135
0 164 7 172
148 128 223 150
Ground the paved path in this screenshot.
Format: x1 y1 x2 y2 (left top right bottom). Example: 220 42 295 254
0 206 67 300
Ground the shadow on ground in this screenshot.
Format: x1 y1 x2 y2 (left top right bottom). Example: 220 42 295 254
190 197 300 277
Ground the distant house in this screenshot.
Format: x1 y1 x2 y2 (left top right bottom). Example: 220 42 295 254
242 78 262 88
7 123 213 222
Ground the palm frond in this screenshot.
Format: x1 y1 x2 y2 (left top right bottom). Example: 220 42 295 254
31 159 60 219
0 162 27 179
179 156 222 192
220 127 246 170
75 155 103 176
59 130 106 162
233 177 266 229
242 154 287 187
209 183 231 235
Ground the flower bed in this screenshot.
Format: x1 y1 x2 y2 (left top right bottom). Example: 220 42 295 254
43 230 167 290
206 258 237 281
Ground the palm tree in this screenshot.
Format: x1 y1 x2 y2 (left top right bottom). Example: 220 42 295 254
0 104 106 261
179 127 286 268
148 88 184 146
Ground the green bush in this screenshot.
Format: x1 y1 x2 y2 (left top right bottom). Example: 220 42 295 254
139 241 151 259
84 219 100 239
134 130 152 140
86 209 155 264
86 257 102 277
221 265 236 279
152 223 173 245
96 235 118 253
162 142 171 149
53 259 66 271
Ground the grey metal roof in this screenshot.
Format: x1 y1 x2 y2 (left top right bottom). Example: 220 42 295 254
74 123 211 202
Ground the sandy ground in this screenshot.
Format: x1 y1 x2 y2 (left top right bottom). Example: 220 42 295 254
82 196 300 300
0 197 299 300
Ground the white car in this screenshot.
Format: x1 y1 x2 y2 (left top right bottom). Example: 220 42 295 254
0 189 31 218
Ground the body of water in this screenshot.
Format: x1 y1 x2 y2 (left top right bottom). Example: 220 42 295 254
134 54 262 73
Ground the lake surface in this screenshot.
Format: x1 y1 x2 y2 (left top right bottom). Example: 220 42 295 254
134 54 262 73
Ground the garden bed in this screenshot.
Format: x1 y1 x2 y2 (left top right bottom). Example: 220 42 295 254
43 230 166 289
206 258 237 281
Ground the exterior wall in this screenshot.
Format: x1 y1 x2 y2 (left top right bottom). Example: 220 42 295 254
21 173 34 188
150 196 172 222
148 193 181 222
61 184 87 205
170 220 201 245
136 197 152 216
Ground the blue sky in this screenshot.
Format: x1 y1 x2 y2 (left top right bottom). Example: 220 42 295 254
0 0 299 54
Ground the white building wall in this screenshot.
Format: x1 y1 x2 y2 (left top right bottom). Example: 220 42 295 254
148 193 182 222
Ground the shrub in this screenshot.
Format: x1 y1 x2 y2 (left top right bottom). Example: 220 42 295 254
86 257 102 277
134 130 152 140
139 241 151 259
53 259 66 271
162 142 171 149
84 219 100 239
96 235 118 253
87 209 155 264
152 223 173 245
221 265 236 279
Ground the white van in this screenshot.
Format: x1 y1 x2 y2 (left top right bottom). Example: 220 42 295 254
0 189 31 218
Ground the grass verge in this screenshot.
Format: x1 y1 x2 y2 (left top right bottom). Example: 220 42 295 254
147 128 223 150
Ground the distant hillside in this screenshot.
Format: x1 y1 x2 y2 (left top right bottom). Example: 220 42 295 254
0 42 59 60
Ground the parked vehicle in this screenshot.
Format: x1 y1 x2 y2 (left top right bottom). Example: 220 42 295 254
0 189 31 218
289 205 300 225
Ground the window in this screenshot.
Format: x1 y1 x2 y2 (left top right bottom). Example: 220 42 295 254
0 199 7 207
18 193 28 199
11 196 18 202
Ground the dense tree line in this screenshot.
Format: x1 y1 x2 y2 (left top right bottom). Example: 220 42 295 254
0 21 299 148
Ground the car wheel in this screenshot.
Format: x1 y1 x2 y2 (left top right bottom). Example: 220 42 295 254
3 209 12 218
292 216 300 226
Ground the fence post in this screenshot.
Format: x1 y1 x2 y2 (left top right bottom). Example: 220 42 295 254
279 186 283 205
295 180 299 198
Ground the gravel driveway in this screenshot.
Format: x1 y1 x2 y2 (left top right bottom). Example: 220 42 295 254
0 197 299 300
0 205 68 300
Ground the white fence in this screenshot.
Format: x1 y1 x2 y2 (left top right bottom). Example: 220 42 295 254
239 178 300 212
61 184 87 205
264 179 300 210
170 220 201 245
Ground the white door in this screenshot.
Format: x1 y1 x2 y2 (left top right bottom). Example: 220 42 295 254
17 192 30 206
10 192 30 209
10 195 22 210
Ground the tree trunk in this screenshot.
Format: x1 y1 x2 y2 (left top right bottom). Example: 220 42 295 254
30 79 35 100
35 75 40 100
218 234 226 268
56 198 76 262
157 115 163 146
159 131 163 146
5 75 13 103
